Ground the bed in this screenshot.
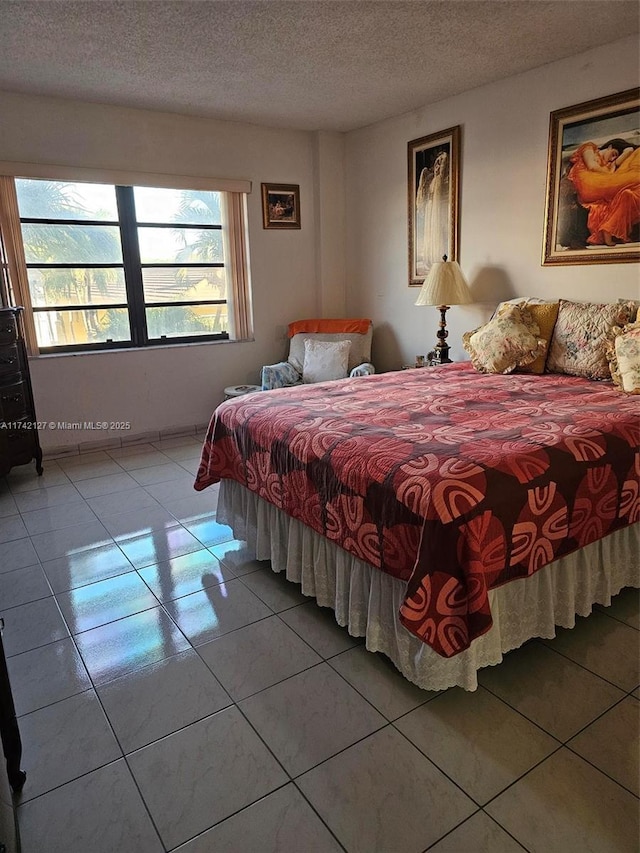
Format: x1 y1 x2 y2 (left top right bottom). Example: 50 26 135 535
194 362 639 691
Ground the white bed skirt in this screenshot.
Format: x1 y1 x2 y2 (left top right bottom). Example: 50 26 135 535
218 480 640 692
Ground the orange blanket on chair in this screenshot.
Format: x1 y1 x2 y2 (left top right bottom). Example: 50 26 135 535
287 318 371 337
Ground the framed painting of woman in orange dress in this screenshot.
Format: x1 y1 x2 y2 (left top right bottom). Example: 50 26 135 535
543 88 639 266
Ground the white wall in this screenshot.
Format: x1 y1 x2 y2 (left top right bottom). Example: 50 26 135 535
313 131 347 316
0 92 326 449
345 36 640 372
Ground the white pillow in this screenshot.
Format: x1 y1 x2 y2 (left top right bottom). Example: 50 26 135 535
302 339 351 383
289 330 370 373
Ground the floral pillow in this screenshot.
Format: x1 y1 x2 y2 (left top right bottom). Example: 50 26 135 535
618 297 640 319
463 304 547 374
302 339 351 383
606 321 640 394
546 300 636 380
490 299 559 374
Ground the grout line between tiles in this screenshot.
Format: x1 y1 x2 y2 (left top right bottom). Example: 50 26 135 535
593 602 640 632
158 779 294 853
114 704 236 759
2 611 70 661
420 807 484 853
562 692 631 745
478 673 619 745
532 636 635 694
14 756 126 808
563 740 640 800
475 743 565 811
560 691 640 799
324 648 434 721
290 780 350 853
119 752 170 851
60 601 164 641
389 721 486 809
0 566 56 612
15 683 96 722
421 808 532 852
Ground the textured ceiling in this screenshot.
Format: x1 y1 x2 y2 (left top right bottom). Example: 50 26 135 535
0 0 638 132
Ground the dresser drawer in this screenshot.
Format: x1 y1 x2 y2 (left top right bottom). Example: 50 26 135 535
0 381 29 423
0 313 18 345
0 308 42 478
0 345 22 381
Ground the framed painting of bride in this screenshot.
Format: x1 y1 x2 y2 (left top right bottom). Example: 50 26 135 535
542 88 640 266
408 126 461 286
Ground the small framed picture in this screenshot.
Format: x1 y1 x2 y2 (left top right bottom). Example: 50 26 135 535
261 183 301 229
542 88 639 265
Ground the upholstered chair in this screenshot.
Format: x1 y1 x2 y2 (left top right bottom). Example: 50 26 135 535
261 319 375 390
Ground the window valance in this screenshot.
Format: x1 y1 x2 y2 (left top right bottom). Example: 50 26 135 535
0 162 251 195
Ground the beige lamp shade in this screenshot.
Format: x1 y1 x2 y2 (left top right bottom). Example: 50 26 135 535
414 257 472 307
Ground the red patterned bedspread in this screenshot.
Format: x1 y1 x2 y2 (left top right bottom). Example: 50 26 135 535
194 363 639 657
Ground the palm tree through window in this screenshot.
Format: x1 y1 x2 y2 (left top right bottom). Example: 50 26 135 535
15 179 231 351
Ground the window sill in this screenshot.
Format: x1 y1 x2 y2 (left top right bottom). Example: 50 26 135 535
29 336 256 359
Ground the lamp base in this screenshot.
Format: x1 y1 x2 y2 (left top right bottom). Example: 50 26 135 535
428 304 452 365
427 346 452 366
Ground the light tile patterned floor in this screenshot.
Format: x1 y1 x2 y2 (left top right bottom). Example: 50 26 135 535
0 439 638 853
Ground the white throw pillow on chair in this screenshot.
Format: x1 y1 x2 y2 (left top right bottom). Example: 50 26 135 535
302 339 351 383
289 329 370 373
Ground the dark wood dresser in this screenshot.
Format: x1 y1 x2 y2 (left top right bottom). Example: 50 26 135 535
0 623 25 853
0 307 42 479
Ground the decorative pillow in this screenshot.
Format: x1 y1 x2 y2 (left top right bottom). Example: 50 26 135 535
546 300 637 380
517 302 560 374
302 339 351 383
492 296 551 316
462 304 547 374
289 331 370 373
606 321 640 394
617 297 640 318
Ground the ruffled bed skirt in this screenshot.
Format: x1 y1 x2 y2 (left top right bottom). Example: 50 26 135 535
218 479 640 692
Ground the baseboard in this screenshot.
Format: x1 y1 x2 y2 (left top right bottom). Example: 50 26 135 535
43 423 209 460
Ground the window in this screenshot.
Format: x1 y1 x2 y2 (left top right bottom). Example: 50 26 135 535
14 178 243 351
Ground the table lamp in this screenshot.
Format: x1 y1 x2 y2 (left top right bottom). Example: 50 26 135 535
414 255 472 364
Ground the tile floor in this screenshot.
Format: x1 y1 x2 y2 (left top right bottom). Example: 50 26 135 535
0 436 638 853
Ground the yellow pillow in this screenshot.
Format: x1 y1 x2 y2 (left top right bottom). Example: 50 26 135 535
519 302 560 374
606 321 640 394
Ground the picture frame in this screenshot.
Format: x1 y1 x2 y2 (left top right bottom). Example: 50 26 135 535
408 126 461 286
261 183 301 230
542 88 639 266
